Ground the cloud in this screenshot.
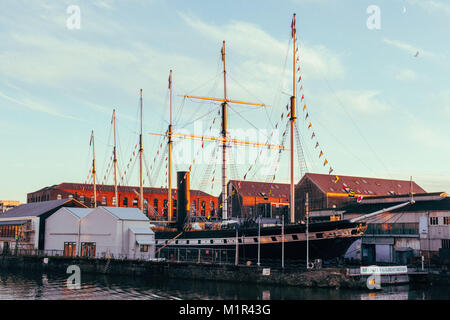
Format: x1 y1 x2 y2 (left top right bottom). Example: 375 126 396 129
382 38 435 58
407 0 450 17
0 90 80 120
395 68 417 82
321 89 391 115
179 12 345 80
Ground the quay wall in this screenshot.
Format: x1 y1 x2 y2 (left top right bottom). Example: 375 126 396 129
0 255 364 289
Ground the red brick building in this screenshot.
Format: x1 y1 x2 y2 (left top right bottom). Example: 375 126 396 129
27 183 218 219
225 180 290 219
295 173 426 221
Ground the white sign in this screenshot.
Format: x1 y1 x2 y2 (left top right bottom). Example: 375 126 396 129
361 265 407 275
262 268 270 276
419 216 428 234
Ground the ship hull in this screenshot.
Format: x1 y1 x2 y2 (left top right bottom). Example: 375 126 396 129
155 220 365 262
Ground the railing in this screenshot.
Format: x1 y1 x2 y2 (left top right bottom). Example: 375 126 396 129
365 223 419 235
1 249 65 257
157 247 236 265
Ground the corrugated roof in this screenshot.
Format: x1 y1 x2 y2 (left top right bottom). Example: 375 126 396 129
0 199 85 219
302 173 426 196
130 227 154 235
99 206 149 221
229 180 290 198
40 183 213 197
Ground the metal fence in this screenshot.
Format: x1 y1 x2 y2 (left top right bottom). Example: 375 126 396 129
1 249 65 257
157 247 236 265
365 223 419 235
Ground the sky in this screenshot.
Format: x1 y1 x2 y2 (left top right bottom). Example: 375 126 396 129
1 0 449 202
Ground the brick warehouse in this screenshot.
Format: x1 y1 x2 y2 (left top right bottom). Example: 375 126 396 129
27 183 218 219
224 180 290 219
294 173 427 222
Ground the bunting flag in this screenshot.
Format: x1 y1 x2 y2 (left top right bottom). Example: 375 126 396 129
323 159 328 166
297 66 300 72
308 122 312 129
311 132 315 139
298 75 301 82
303 104 307 111
357 195 364 203
301 94 304 102
319 151 323 158
300 85 303 91
286 104 289 110
329 167 334 175
287 112 291 118
305 113 309 120
281 113 284 119
244 173 247 180
315 142 319 148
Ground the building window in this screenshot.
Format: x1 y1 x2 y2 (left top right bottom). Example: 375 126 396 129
57 194 62 200
201 201 206 215
444 217 450 225
442 239 450 249
81 242 96 257
69 195 73 199
140 245 149 252
430 217 439 225
64 242 77 257
123 197 128 207
153 199 158 214
102 196 107 205
133 198 138 207
112 197 117 206
80 196 85 203
163 199 168 215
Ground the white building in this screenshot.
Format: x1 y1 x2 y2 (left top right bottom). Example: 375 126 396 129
45 206 155 260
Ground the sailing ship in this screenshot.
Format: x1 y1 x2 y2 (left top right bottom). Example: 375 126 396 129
149 14 367 264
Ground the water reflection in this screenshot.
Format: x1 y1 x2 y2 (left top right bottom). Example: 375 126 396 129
0 269 448 300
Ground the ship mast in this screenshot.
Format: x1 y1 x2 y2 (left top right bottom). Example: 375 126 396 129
178 41 270 220
91 130 97 208
113 109 118 207
168 70 173 221
139 89 144 213
290 13 297 224
221 41 228 220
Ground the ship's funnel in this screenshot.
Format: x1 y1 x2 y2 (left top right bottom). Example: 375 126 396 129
177 171 190 231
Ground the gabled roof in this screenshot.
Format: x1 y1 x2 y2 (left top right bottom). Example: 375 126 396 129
301 173 426 196
0 199 86 219
98 206 149 221
64 207 93 219
228 180 290 198
39 182 213 197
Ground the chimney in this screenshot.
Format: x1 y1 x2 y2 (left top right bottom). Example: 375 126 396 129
176 171 190 231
